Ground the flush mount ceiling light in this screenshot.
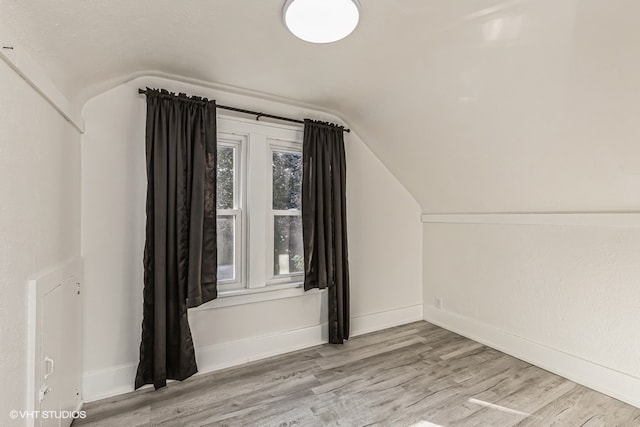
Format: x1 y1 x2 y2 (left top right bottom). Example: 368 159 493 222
283 0 361 44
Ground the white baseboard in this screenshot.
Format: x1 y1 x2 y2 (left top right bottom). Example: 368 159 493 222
196 323 327 374
351 304 423 337
83 304 423 402
424 306 640 409
83 363 138 403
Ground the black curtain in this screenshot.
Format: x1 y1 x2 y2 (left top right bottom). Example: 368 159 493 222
135 88 218 390
302 119 350 344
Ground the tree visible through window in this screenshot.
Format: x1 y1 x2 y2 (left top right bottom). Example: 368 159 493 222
216 144 237 282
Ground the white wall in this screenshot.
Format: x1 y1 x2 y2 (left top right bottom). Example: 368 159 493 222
412 0 640 409
0 59 81 421
353 0 640 213
81 76 422 401
423 218 640 406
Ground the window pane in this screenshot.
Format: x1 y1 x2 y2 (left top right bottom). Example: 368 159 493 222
217 215 235 281
273 215 303 276
272 151 302 210
217 146 234 209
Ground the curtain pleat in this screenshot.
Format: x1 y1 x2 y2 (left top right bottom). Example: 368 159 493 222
135 88 218 390
302 120 350 344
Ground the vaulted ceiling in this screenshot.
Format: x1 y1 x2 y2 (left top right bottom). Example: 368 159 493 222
4 0 640 212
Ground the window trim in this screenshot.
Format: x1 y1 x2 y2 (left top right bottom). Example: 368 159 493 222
206 115 307 305
194 284 322 311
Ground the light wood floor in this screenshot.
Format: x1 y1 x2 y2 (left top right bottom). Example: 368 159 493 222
77 322 640 426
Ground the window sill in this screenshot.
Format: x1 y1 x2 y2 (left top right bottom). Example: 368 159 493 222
194 282 324 310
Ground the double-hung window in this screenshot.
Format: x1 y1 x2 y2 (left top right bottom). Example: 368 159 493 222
269 143 304 282
216 133 245 290
215 116 304 297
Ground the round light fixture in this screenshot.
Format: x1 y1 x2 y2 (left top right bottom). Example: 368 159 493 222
283 0 361 44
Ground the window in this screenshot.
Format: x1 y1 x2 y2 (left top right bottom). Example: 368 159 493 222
216 134 244 290
269 145 304 283
215 116 304 296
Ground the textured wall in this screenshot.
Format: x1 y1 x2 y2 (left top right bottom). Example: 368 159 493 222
0 59 81 423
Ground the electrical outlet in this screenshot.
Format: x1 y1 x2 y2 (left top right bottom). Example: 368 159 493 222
435 297 443 310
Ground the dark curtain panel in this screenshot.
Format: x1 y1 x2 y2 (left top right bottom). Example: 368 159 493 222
302 119 350 344
135 88 218 390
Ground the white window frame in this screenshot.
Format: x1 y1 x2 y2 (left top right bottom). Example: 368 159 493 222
201 114 310 309
267 140 304 286
216 132 246 292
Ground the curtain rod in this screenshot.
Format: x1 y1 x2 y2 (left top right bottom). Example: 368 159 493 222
137 89 350 133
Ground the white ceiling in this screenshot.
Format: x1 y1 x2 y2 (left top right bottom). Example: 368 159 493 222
4 0 640 212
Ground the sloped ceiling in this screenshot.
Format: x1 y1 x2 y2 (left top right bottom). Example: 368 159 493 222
4 0 640 212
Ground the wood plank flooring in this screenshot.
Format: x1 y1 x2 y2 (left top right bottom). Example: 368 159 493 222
76 322 640 426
